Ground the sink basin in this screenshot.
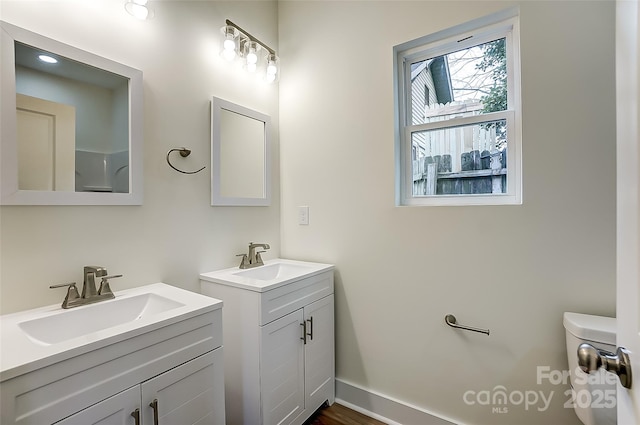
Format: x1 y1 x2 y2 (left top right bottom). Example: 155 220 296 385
18 293 184 345
200 258 334 292
233 262 315 281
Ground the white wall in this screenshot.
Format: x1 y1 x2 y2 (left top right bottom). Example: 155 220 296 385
278 1 616 424
0 0 280 313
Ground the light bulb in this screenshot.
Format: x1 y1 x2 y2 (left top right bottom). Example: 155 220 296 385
38 54 58 64
222 49 236 61
223 38 235 51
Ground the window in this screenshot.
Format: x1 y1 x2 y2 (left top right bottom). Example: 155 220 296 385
394 10 521 206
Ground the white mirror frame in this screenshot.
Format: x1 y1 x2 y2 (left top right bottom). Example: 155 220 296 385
211 97 271 206
0 21 143 205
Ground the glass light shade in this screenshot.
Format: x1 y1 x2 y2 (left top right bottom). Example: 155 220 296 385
220 25 239 61
265 54 279 83
266 54 278 75
244 41 260 65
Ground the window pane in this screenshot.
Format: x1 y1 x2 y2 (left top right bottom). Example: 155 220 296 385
411 119 507 196
410 38 506 126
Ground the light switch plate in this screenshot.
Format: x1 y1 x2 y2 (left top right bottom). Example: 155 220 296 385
298 206 309 225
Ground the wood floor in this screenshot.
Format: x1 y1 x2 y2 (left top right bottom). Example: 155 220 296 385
303 403 387 425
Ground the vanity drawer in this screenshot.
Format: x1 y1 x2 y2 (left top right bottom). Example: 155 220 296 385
1 309 222 425
259 271 333 325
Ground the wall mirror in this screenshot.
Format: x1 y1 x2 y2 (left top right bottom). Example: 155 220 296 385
0 21 143 205
211 97 271 206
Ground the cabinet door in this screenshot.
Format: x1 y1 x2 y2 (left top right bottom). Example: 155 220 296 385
260 309 305 425
140 349 224 425
304 295 335 410
54 386 140 425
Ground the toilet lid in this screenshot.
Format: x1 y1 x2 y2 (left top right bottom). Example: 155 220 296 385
563 312 616 344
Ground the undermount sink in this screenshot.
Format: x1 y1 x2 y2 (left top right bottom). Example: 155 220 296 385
18 293 184 345
200 258 334 292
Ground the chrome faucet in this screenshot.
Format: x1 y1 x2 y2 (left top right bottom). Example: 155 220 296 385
237 242 270 269
50 265 122 309
82 266 105 298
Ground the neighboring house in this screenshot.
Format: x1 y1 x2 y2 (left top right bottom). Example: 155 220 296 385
409 57 453 160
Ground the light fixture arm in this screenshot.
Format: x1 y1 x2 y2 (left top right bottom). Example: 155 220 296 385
225 19 276 56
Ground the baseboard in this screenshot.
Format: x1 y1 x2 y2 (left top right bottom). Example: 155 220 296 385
335 379 460 425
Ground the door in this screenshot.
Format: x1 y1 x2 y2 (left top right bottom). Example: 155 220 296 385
260 309 305 425
54 386 140 425
616 0 640 423
16 94 75 191
304 295 335 409
140 350 225 425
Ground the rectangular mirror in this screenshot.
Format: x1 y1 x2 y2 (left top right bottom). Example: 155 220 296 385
0 21 143 205
211 97 271 206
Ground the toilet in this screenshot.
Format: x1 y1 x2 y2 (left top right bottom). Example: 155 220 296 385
563 312 617 425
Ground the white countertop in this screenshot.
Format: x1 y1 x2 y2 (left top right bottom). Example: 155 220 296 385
0 283 222 382
200 258 334 292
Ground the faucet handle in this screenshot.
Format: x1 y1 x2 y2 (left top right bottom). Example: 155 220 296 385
50 281 78 289
236 253 249 269
255 251 267 265
50 282 80 308
98 274 122 296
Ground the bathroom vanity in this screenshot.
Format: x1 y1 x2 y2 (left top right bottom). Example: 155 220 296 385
0 283 225 425
200 259 335 425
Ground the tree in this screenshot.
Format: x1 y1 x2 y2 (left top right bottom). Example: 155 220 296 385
477 38 507 148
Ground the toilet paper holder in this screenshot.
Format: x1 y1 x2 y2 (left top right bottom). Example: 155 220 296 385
445 314 490 336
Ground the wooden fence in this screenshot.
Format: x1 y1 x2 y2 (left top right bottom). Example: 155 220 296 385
413 149 507 195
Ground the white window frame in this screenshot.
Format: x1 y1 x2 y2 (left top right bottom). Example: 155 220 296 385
394 9 522 206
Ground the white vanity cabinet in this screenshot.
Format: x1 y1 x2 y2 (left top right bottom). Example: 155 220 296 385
200 260 335 425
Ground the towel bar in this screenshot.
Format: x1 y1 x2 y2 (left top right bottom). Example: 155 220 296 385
445 314 490 336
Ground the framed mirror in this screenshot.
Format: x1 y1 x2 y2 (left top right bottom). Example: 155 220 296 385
211 97 271 206
0 21 143 205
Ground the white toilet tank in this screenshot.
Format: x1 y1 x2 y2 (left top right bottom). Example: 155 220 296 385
563 312 617 425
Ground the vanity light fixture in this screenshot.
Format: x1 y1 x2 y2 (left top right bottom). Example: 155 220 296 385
125 0 150 20
220 19 279 83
